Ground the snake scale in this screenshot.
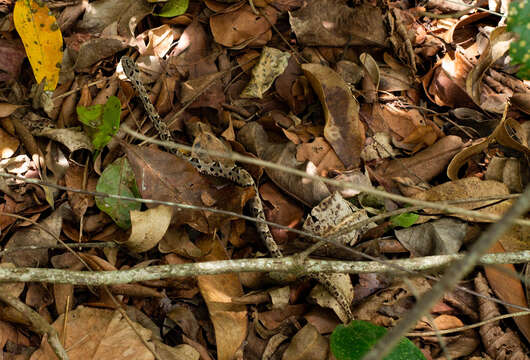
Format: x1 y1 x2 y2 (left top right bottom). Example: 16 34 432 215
120 56 353 322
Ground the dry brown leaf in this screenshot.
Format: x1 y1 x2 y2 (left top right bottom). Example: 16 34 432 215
3 205 64 267
0 127 19 159
158 226 203 258
302 63 365 168
125 205 172 253
289 1 386 47
210 5 278 48
124 144 253 233
296 137 344 176
485 241 530 344
238 122 331 206
281 323 328 360
0 103 24 117
260 182 303 245
196 235 247 360
412 177 512 222
375 135 463 188
30 306 154 360
64 163 97 219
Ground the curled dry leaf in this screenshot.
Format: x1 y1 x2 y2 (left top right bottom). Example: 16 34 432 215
374 135 463 189
447 117 530 180
474 272 530 359
125 205 173 253
302 63 365 168
466 26 514 113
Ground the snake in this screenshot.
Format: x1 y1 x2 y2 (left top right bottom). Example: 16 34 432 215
120 56 353 322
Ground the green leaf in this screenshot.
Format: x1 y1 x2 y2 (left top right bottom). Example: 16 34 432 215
390 212 419 228
77 96 121 151
157 0 189 17
95 157 141 229
507 0 530 79
331 321 426 360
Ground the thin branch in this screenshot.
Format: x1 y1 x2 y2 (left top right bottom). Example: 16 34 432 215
120 126 530 227
362 184 530 360
0 293 69 360
407 311 530 337
0 250 529 290
0 242 117 257
1 173 527 310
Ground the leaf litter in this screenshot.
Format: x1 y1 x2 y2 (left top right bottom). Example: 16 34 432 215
0 1 528 359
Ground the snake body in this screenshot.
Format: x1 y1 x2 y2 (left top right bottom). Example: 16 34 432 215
120 56 352 321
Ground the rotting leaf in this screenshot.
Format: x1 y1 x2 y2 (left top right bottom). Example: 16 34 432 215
13 0 63 91
240 46 290 99
95 157 141 229
77 96 121 151
302 63 364 168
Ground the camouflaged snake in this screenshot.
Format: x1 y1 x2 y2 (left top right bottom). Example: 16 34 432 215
120 56 353 322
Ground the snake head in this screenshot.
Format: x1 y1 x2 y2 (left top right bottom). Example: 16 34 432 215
120 56 137 79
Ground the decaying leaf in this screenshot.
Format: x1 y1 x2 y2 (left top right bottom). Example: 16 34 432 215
241 47 290 99
395 218 467 257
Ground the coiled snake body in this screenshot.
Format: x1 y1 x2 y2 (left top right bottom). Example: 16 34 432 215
120 56 352 321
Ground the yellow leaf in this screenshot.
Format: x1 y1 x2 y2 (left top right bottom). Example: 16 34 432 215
14 0 63 91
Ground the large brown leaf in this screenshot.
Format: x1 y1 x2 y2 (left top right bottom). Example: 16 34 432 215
302 63 365 168
124 144 253 234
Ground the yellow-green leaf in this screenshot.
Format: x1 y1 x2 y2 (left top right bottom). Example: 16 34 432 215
14 0 63 91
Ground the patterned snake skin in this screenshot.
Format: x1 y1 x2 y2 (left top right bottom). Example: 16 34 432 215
120 56 352 321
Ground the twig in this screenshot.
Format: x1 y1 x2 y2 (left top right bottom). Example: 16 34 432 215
0 251 529 290
0 293 69 360
407 311 530 337
1 173 527 310
362 184 530 360
0 242 117 257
